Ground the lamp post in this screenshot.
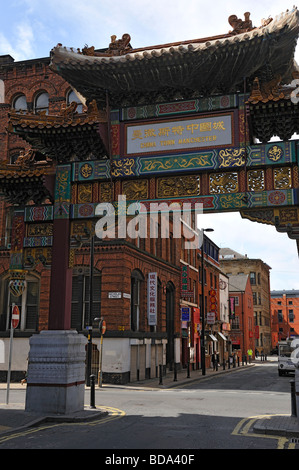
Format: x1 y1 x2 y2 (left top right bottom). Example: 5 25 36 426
200 228 214 376
86 228 95 386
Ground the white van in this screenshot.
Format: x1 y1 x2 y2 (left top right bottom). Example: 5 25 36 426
278 340 296 376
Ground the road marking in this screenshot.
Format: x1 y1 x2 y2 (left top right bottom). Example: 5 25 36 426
0 405 125 445
232 414 295 449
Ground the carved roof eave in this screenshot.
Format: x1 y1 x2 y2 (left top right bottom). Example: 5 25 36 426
0 162 55 205
50 8 299 107
8 103 109 162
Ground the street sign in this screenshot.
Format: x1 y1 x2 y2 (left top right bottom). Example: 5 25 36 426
181 306 191 322
11 305 20 329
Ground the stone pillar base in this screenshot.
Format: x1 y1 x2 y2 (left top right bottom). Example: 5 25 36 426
25 330 87 415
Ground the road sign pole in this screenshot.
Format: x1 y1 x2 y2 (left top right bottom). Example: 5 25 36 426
6 311 14 405
6 303 20 404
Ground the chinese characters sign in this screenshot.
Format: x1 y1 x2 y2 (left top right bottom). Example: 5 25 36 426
181 265 193 298
147 272 157 326
126 113 233 156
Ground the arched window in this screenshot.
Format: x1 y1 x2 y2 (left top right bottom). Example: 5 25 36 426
0 273 40 331
67 89 83 113
34 92 49 114
131 269 144 331
71 267 101 331
13 94 27 112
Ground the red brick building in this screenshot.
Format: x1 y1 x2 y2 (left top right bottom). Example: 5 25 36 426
271 290 299 346
228 274 255 359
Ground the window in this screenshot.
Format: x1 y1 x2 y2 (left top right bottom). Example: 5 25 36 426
71 268 101 330
34 92 49 114
67 89 83 113
289 300 293 305
13 94 27 112
0 274 40 331
289 310 294 323
250 272 256 285
232 316 240 329
278 310 283 323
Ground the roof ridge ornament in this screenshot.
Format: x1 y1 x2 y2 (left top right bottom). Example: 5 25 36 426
81 33 132 57
228 12 255 35
228 12 274 36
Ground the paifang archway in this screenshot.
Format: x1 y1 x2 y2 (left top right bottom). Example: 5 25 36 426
1 7 299 413
2 8 299 316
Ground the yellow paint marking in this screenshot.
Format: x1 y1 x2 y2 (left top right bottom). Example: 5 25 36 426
232 414 296 450
0 405 125 445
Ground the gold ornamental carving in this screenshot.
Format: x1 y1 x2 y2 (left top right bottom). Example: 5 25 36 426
247 169 265 192
27 223 53 237
78 183 93 203
100 182 113 202
218 148 245 168
157 175 200 198
209 172 238 193
279 208 299 224
122 179 148 200
274 167 292 189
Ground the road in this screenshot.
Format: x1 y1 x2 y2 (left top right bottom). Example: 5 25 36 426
0 358 296 451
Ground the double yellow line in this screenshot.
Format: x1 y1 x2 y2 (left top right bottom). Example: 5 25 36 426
0 405 125 445
232 414 296 449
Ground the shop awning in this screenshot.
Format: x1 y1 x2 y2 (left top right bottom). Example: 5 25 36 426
217 332 227 341
209 334 218 342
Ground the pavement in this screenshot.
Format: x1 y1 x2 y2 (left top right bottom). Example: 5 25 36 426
0 358 298 439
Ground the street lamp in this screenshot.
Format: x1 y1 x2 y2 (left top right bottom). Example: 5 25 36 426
200 228 214 376
86 227 95 386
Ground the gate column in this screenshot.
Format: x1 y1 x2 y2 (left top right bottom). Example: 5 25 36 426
25 164 87 415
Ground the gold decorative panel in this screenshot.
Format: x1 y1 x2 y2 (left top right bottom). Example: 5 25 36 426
247 169 265 192
100 182 113 202
27 223 53 237
122 179 148 200
209 172 238 193
274 167 292 189
78 183 93 203
157 175 200 198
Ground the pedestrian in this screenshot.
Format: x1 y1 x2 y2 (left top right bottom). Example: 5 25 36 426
211 352 217 370
255 348 259 358
247 348 253 363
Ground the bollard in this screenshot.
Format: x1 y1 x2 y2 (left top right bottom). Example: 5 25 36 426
290 379 297 417
187 361 190 378
223 360 225 370
173 362 177 382
238 357 240 367
90 374 96 409
233 356 236 368
159 364 163 385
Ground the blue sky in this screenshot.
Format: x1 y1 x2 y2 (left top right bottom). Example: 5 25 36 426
1 0 298 290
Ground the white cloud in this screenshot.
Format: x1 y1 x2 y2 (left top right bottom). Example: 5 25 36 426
0 22 35 61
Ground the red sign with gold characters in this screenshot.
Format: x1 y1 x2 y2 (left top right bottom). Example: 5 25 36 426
209 289 217 315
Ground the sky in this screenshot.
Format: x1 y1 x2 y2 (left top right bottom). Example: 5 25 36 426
1 0 298 290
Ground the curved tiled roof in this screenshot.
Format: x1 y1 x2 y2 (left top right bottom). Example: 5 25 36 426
50 8 299 106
